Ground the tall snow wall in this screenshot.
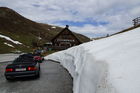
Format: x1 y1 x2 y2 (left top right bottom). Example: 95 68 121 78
45 27 140 93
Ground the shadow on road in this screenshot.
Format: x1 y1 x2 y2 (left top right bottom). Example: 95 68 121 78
6 76 40 82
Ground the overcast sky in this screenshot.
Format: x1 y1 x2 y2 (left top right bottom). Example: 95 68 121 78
0 0 140 38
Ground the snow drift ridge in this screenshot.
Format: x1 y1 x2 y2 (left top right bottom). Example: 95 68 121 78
45 27 140 93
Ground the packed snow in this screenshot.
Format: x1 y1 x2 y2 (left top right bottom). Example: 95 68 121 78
4 42 14 48
38 36 42 40
0 34 22 44
45 27 140 93
51 26 56 29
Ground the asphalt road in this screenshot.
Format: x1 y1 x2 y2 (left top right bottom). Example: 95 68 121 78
0 60 73 93
0 54 20 63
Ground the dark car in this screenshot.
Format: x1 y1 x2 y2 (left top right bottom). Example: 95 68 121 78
5 57 40 80
19 53 44 63
33 54 44 63
19 53 34 59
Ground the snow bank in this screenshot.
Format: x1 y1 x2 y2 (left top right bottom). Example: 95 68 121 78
0 34 22 44
45 27 140 93
4 42 14 48
51 26 56 29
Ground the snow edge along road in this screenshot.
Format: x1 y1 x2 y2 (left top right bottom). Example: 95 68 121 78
45 45 112 93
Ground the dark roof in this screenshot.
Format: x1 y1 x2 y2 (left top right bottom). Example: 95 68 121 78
51 26 82 43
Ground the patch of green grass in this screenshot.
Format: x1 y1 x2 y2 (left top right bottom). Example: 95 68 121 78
0 38 32 54
0 39 14 53
0 30 36 46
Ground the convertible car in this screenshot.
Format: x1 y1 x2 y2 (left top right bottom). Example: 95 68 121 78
19 53 44 63
5 57 40 80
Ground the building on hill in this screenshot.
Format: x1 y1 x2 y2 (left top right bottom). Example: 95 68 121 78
44 25 82 50
133 17 140 26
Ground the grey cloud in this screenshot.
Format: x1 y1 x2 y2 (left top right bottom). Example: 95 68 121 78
0 0 140 37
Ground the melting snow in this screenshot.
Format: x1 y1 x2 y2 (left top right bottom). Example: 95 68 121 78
51 26 56 29
45 27 140 93
4 42 14 48
0 34 22 44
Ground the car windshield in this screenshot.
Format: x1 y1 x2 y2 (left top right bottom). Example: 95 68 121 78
13 58 34 64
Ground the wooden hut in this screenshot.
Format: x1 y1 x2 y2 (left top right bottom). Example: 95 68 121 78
46 25 82 50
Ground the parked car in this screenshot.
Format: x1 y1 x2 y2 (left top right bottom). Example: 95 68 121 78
19 53 44 63
33 54 44 63
19 53 34 59
5 57 40 80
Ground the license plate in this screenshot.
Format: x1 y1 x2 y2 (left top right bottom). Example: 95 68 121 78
16 68 26 71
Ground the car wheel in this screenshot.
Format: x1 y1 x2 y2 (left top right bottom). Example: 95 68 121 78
36 71 40 78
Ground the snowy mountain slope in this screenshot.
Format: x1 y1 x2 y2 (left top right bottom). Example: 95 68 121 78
0 34 22 44
45 27 140 93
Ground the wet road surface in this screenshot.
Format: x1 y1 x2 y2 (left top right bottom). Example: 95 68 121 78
0 60 73 93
